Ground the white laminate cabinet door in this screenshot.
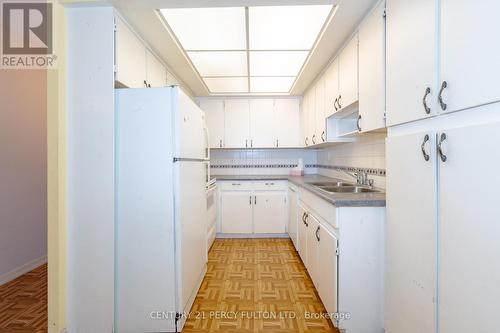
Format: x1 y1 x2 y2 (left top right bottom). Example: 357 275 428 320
275 99 300 148
439 0 500 114
298 205 308 265
199 99 225 149
318 226 338 315
249 99 275 148
301 93 309 147
438 121 500 333
145 49 167 87
224 99 250 148
253 192 286 234
306 214 320 288
386 0 437 126
358 1 386 133
385 131 438 333
325 58 339 117
338 35 359 110
220 192 253 234
115 15 146 88
288 186 299 250
315 77 327 143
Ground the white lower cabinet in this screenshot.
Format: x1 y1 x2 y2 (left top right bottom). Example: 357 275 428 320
220 191 253 234
386 120 500 333
298 191 384 333
253 192 286 234
287 184 299 249
219 181 287 235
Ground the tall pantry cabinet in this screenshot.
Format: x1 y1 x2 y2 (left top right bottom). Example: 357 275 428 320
385 0 500 332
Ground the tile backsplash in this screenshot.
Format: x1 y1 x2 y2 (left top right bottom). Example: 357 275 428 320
210 149 317 175
316 134 386 188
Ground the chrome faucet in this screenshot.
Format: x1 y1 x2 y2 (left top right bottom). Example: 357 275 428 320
335 168 374 187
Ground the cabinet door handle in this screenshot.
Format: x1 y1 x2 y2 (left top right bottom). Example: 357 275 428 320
245 139 248 148
321 131 326 142
254 195 257 204
312 134 316 145
423 87 431 114
144 80 148 87
304 214 309 227
334 98 338 111
251 140 253 148
305 137 308 146
438 81 448 111
219 139 222 148
357 115 362 132
421 134 430 161
438 133 447 162
338 95 342 109
276 139 279 148
301 212 306 224
315 226 320 242
250 196 252 205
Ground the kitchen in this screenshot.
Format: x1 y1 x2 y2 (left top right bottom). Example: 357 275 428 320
0 0 499 333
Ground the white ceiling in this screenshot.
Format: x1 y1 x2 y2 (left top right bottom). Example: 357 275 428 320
108 0 378 97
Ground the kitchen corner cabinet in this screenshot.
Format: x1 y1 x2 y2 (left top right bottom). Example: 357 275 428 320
298 190 383 332
114 15 166 88
200 99 225 149
358 1 386 132
219 181 287 235
386 121 500 333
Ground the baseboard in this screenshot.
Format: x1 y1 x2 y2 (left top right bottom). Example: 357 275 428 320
216 233 290 239
0 255 47 286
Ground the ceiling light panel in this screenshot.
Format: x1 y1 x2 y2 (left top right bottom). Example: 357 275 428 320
250 77 295 93
248 5 333 50
160 8 246 50
204 77 249 93
250 51 308 76
187 51 247 76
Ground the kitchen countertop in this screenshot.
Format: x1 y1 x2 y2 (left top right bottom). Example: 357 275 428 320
211 174 386 207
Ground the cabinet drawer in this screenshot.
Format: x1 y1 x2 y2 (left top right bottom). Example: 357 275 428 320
218 181 253 191
299 188 337 229
253 180 288 191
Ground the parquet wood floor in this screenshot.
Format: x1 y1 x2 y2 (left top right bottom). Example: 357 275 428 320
183 238 339 333
0 264 47 333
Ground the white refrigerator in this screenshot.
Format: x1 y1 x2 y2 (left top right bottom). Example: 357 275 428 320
115 86 208 333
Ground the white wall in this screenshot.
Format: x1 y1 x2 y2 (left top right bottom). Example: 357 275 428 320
210 149 317 176
0 70 47 284
66 6 115 332
316 135 386 188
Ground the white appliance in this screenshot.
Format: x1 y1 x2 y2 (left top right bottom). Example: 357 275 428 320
115 86 208 333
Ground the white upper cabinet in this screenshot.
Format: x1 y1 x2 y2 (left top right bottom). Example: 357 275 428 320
358 1 386 133
325 58 340 117
338 34 359 110
386 0 437 126
224 99 250 148
250 99 275 148
315 77 327 143
301 93 310 147
307 87 316 145
439 0 500 114
145 50 167 87
115 15 146 88
200 99 225 148
275 99 300 148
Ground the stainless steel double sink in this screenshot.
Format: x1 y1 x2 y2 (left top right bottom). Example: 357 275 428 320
308 181 380 194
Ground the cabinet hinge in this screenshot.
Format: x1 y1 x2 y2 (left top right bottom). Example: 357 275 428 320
335 247 340 256
114 23 117 32
383 9 386 19
113 64 117 73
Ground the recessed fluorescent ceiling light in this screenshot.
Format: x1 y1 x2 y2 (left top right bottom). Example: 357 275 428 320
160 5 334 94
204 77 248 93
187 51 247 77
250 51 309 76
250 77 296 93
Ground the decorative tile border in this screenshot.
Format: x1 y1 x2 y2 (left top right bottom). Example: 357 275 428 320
312 164 386 177
211 164 298 169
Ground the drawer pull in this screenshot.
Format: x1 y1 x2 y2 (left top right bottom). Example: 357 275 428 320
231 183 241 186
265 182 275 186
